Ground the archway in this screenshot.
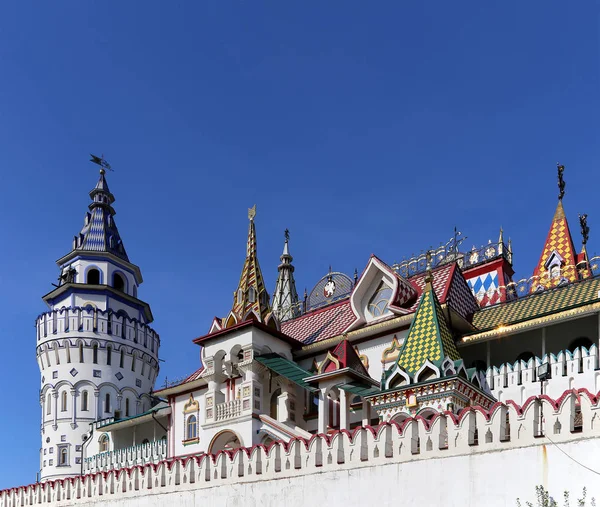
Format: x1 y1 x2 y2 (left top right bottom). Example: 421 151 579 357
270 388 281 420
208 430 243 454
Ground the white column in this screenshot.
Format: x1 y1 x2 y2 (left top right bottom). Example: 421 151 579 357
94 390 100 420
318 388 329 434
542 328 547 358
339 389 349 431
70 389 77 428
53 392 58 430
362 399 371 427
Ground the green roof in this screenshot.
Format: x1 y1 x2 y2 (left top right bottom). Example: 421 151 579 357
255 353 318 392
339 382 380 397
471 276 600 331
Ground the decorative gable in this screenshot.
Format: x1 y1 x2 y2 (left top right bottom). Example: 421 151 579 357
346 255 417 332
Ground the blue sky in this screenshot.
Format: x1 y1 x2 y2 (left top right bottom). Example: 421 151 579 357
0 1 599 488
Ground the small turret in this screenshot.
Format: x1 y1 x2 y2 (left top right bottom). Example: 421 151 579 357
271 229 300 322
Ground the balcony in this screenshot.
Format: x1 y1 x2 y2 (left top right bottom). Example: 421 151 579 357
215 400 242 422
83 440 167 474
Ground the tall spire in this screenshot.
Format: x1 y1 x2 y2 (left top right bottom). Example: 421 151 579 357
72 169 129 261
272 229 300 321
531 164 586 292
230 205 270 323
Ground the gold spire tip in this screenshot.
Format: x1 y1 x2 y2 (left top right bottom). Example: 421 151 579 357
248 204 256 221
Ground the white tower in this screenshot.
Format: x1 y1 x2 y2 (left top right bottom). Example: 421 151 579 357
36 168 160 481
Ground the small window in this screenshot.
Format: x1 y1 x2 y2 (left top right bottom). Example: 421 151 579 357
87 268 100 285
367 282 393 318
81 391 88 412
104 393 111 413
131 353 136 372
237 289 243 304
120 350 124 369
106 346 112 366
61 392 67 412
79 343 84 363
59 447 68 466
248 287 256 303
113 273 125 292
125 398 130 417
99 434 109 453
92 344 98 364
46 394 51 415
186 415 197 440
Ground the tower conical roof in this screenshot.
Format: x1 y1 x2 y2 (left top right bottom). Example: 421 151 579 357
531 200 579 292
396 274 460 374
271 230 300 321
230 206 271 322
73 169 129 261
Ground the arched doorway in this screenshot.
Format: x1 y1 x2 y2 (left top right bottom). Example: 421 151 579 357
208 430 243 454
270 388 281 420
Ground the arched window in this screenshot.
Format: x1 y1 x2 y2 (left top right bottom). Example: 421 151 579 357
248 287 256 303
368 282 393 318
186 415 197 440
92 344 98 364
61 391 67 412
125 398 130 417
104 393 110 413
87 268 100 285
131 353 136 372
516 351 534 364
79 343 84 363
113 273 125 292
46 394 51 415
568 337 593 353
270 388 281 420
59 448 68 466
120 350 124 368
99 434 109 453
81 391 89 411
106 346 112 366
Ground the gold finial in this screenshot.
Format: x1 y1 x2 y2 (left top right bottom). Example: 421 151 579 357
248 204 256 221
557 163 565 201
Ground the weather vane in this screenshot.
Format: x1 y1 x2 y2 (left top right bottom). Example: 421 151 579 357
90 154 112 173
557 163 565 201
284 229 290 241
579 214 590 245
248 204 256 221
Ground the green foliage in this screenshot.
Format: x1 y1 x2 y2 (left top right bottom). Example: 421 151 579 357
517 486 595 507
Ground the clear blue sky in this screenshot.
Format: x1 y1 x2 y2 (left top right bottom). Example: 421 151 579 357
0 1 599 488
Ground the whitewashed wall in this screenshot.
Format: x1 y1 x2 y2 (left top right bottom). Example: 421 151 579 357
5 389 600 507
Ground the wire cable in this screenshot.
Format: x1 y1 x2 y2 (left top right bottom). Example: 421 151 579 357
544 432 600 477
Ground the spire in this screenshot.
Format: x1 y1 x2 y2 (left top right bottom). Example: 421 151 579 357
271 229 300 321
531 165 586 291
395 277 460 375
230 205 270 323
72 169 129 261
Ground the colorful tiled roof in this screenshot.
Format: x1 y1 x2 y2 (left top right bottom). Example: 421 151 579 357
396 276 460 374
471 276 600 331
531 201 581 292
281 263 456 345
74 170 129 261
281 300 355 344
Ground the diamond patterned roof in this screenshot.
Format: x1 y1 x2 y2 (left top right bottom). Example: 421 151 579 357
396 279 460 374
531 201 580 292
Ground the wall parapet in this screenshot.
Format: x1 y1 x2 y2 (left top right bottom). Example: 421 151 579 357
36 308 159 357
485 345 599 401
2 388 600 506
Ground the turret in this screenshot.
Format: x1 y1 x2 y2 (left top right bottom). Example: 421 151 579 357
36 167 160 481
271 229 300 321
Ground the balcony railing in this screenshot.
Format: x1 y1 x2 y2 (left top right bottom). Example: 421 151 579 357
83 440 167 474
215 400 242 421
